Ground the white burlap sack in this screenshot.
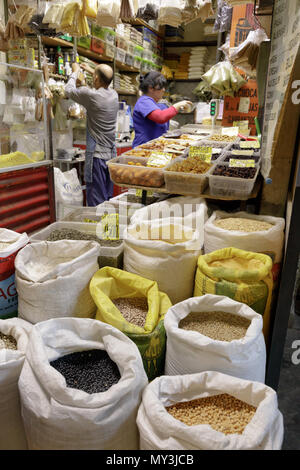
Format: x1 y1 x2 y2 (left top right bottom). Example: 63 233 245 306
130 196 208 240
204 211 285 280
164 294 266 382
19 317 148 450
0 317 32 449
123 219 202 304
15 240 100 324
137 371 284 450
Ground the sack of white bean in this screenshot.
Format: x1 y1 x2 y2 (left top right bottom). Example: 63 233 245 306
15 240 100 324
136 371 284 450
204 211 285 283
18 317 148 450
0 317 32 449
194 247 273 342
90 267 172 381
0 229 29 319
123 219 203 304
164 294 266 382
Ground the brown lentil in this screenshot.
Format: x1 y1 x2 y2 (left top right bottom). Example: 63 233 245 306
47 228 122 247
179 311 251 342
113 297 148 328
214 217 273 232
208 134 237 142
0 332 17 350
166 394 256 434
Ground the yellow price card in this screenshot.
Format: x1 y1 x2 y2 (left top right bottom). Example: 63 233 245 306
229 159 256 168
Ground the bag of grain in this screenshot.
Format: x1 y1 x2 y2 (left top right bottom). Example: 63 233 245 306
130 196 208 244
194 248 273 341
0 229 29 319
204 211 285 282
53 167 83 220
19 317 148 450
164 294 266 382
124 219 202 304
90 267 172 380
137 370 284 450
15 240 100 324
0 317 32 449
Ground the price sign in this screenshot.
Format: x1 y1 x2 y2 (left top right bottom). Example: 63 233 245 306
231 149 254 156
189 146 212 162
147 152 173 168
136 190 153 197
101 213 119 240
240 140 260 149
222 127 239 136
229 159 256 168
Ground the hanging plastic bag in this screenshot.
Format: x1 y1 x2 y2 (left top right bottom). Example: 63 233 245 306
202 61 247 97
137 0 159 20
96 0 121 28
158 0 182 27
213 0 233 33
83 0 98 18
90 267 172 380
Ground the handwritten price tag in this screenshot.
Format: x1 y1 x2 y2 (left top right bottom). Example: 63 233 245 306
240 140 260 149
229 159 256 168
101 213 119 240
231 149 254 156
147 152 173 168
189 146 212 162
222 127 239 136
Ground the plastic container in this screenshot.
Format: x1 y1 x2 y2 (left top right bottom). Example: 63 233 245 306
91 37 105 55
29 221 125 269
116 35 128 51
115 47 126 63
91 26 116 44
220 151 261 165
127 41 136 56
125 53 135 67
108 156 165 188
134 45 144 58
133 56 142 70
78 36 91 49
61 204 130 226
105 42 115 58
164 158 213 195
208 162 260 198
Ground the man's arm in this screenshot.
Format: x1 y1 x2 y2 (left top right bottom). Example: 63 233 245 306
65 63 91 106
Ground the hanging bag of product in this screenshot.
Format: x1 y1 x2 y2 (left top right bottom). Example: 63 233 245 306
15 240 100 324
164 294 266 382
123 219 203 304
193 247 273 341
204 211 285 283
0 317 32 449
53 167 83 220
0 229 29 320
89 267 172 381
18 317 148 450
136 370 284 450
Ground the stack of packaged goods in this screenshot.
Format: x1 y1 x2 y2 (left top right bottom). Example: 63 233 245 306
174 52 191 80
188 47 208 80
115 73 137 94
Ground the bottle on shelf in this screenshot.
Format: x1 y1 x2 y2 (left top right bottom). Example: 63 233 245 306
63 51 72 76
56 46 64 75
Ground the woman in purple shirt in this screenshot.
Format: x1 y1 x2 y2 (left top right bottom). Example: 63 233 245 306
132 72 192 148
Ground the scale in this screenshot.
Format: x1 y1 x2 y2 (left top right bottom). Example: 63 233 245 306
210 99 221 133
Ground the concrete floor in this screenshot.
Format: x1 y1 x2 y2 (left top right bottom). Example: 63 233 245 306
277 312 300 450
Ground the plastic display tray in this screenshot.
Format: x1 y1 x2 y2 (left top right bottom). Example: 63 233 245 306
208 162 260 198
29 221 124 269
61 204 130 226
220 151 261 165
164 157 213 195
108 155 165 188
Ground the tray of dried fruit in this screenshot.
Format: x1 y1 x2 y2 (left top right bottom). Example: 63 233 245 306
163 156 214 195
208 162 260 198
107 155 165 188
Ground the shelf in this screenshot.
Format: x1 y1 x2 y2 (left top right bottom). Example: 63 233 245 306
115 61 139 73
0 160 53 174
164 41 218 47
115 89 138 96
121 18 164 39
42 37 113 63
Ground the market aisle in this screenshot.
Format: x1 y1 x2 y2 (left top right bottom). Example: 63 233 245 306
277 312 300 450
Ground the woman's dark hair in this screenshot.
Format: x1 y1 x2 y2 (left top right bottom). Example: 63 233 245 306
139 72 167 93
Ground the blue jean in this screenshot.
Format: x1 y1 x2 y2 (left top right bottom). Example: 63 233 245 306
86 157 114 206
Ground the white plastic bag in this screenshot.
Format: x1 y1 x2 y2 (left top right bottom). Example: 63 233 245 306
19 317 148 450
96 0 121 27
0 229 29 319
53 167 83 220
0 317 32 449
164 294 266 382
204 211 285 282
15 240 100 324
123 219 202 304
137 370 284 450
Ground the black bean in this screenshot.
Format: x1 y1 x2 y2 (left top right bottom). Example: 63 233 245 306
50 349 121 394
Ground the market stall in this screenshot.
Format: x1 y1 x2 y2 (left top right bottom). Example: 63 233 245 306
0 0 299 452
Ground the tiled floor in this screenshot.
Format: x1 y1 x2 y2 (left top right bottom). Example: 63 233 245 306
277 312 300 450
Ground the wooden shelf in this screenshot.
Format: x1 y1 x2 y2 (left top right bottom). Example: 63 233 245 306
121 18 164 39
42 37 113 63
164 41 218 47
115 61 139 73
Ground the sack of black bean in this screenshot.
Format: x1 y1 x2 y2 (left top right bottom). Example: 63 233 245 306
136 371 284 450
0 317 32 450
15 240 100 324
164 294 266 382
18 317 148 450
90 267 172 381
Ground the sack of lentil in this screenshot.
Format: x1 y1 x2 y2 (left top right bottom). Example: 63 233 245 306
204 211 285 283
137 370 284 450
0 229 29 319
90 267 172 381
0 317 32 449
123 220 202 304
15 240 100 324
193 248 273 341
18 317 148 450
130 196 208 243
164 294 266 382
